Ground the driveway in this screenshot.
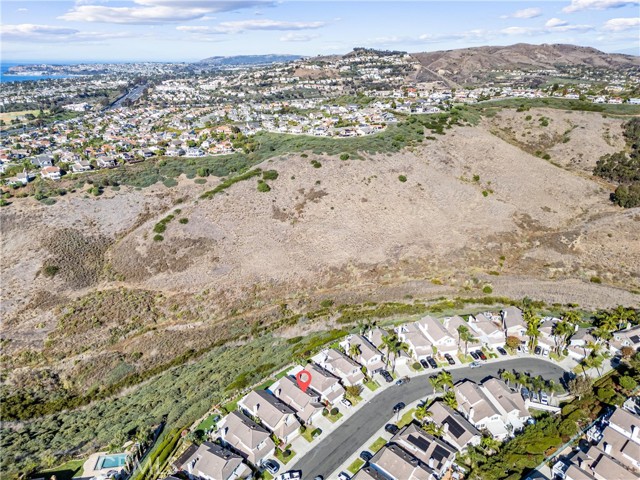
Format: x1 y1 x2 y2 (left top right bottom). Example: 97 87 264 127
290 357 569 479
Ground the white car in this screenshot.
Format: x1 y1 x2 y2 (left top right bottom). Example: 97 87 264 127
341 398 352 408
540 393 549 405
543 349 549 357
338 473 351 480
470 361 482 369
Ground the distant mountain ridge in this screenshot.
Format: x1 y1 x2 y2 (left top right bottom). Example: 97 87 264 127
198 54 302 66
410 43 640 85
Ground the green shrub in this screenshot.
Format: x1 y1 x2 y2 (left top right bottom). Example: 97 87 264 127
153 223 166 234
542 153 551 160
257 181 271 192
330 407 339 416
42 265 59 278
153 234 164 242
163 178 178 188
194 178 207 184
482 190 489 197
590 276 602 284
398 175 407 182
179 218 189 224
340 153 350 161
482 285 493 294
262 170 279 181
311 160 322 168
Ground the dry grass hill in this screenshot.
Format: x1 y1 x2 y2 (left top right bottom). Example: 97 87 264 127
1 106 639 402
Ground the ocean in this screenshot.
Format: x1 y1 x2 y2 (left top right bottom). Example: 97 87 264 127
1 62 71 83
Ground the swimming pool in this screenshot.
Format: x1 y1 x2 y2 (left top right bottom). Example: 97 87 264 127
96 453 127 470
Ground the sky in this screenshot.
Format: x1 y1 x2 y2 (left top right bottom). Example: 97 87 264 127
1 0 639 62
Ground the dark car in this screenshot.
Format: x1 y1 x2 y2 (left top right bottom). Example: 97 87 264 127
263 460 280 475
381 370 393 383
521 387 531 400
476 350 487 361
385 423 399 434
393 402 406 413
359 451 373 462
469 351 480 360
444 353 456 365
427 356 438 368
420 359 430 369
497 347 508 356
534 346 542 355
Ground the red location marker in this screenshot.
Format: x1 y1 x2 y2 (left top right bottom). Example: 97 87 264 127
296 370 312 392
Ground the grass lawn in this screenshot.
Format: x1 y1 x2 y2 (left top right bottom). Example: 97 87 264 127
275 446 296 464
274 368 290 380
256 378 276 390
457 353 472 364
302 428 318 443
397 408 417 428
327 411 343 423
32 459 85 480
196 413 220 433
347 458 365 474
345 394 362 405
364 379 380 391
368 436 387 453
222 399 238 413
262 472 274 480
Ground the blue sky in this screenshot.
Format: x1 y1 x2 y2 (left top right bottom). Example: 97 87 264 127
1 1 639 62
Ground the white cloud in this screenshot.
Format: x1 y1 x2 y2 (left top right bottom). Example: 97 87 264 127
545 18 569 27
17 8 28 13
501 26 536 35
562 0 639 13
280 32 319 42
1 23 132 43
60 0 272 24
602 17 640 30
177 19 325 35
500 7 543 19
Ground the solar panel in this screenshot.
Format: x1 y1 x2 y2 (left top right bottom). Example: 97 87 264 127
407 434 431 452
431 445 449 463
444 417 465 438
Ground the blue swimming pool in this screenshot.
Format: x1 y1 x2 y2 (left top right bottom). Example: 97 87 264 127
96 453 127 470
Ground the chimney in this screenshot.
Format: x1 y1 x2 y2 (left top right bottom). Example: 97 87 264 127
428 458 434 468
442 422 449 433
604 442 612 455
631 425 638 440
469 407 475 421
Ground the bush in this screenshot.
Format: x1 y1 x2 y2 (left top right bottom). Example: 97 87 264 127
194 178 207 184
340 153 350 161
179 218 188 224
542 154 551 160
153 223 166 234
42 265 59 278
330 407 339 416
398 175 407 182
311 160 322 168
590 276 602 284
482 190 489 197
322 408 329 416
482 285 493 294
412 362 422 370
257 181 271 192
163 178 178 188
153 234 164 242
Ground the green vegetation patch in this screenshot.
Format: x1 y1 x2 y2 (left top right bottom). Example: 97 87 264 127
201 168 262 199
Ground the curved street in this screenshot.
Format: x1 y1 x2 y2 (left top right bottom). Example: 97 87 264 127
291 357 570 479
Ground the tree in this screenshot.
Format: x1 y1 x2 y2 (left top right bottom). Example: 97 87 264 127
457 325 477 356
621 346 635 359
429 375 443 393
345 384 363 399
500 370 516 387
415 403 432 421
348 343 361 360
525 314 542 350
381 333 408 373
422 422 444 437
442 390 458 409
568 375 592 400
619 375 637 392
437 370 454 392
480 436 501 455
553 319 576 355
506 336 520 350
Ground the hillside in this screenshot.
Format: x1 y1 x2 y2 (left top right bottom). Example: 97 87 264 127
198 54 302 66
410 43 640 84
2 107 640 409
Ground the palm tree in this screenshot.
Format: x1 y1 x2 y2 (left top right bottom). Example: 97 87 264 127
480 436 501 455
443 390 458 409
429 375 442 393
381 331 395 369
553 319 575 355
437 370 454 392
380 333 408 373
348 343 361 360
500 370 516 387
415 403 432 421
526 315 542 350
422 422 445 437
457 325 477 356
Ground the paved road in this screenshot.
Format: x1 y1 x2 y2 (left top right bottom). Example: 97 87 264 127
293 358 569 479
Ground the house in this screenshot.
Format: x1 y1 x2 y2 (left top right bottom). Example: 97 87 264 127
180 442 250 480
97 157 117 168
238 390 301 443
368 443 438 480
366 327 391 350
340 334 385 374
270 376 324 425
415 316 457 356
469 313 505 349
390 423 457 477
454 377 529 440
502 306 527 342
611 325 640 353
15 169 34 185
313 348 365 386
71 160 91 173
216 411 275 467
40 165 61 180
31 154 53 168
395 323 433 360
426 401 481 451
351 465 391 480
300 363 345 404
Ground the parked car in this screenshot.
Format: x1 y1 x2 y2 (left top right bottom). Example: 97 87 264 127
381 370 393 383
338 473 351 480
534 346 542 355
420 359 430 369
427 356 438 369
263 460 280 475
341 398 352 408
444 353 456 365
276 471 302 480
359 451 373 462
517 344 529 354
497 347 508 356
543 349 549 357
521 387 530 400
540 392 549 405
476 350 487 361
393 402 406 413
385 423 399 434
469 351 480 360
470 361 482 368
531 391 540 403
396 378 406 386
